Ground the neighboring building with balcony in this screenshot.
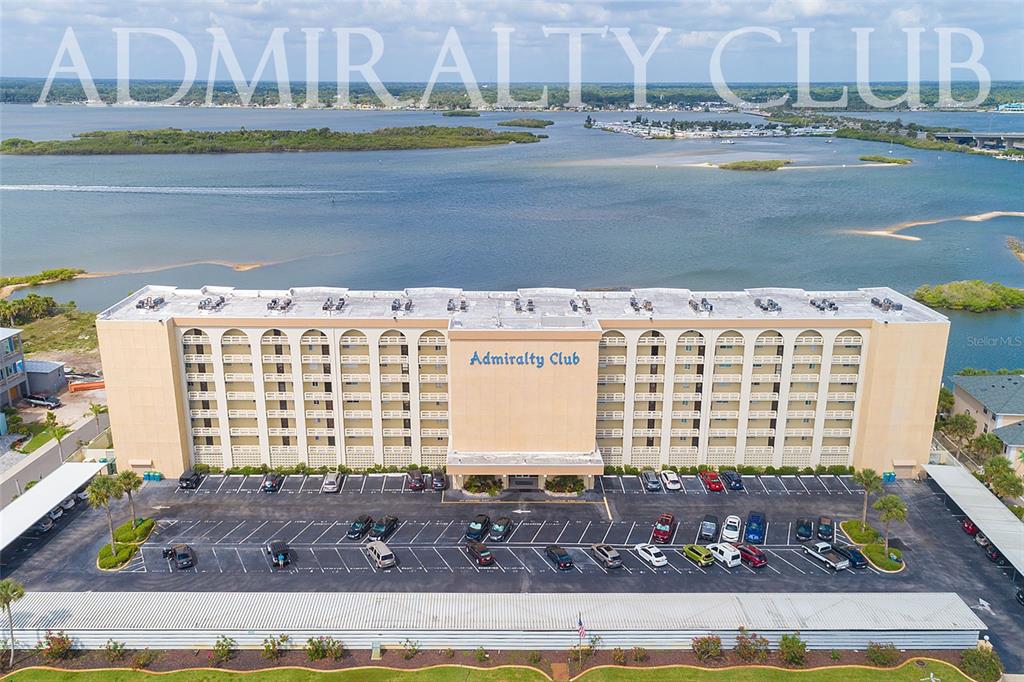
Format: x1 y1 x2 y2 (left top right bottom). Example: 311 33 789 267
0 328 28 409
96 285 949 487
951 373 1024 468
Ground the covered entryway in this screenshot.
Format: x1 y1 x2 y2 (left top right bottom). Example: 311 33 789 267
446 448 604 491
0 461 107 551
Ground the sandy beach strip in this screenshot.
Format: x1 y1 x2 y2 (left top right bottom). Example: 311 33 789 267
845 211 1024 241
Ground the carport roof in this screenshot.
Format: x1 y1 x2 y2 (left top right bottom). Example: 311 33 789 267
9 591 984 633
0 461 106 549
925 463 1024 575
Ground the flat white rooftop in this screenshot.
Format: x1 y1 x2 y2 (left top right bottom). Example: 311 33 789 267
100 285 946 330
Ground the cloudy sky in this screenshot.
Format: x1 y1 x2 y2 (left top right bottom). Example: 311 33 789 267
1 0 1020 83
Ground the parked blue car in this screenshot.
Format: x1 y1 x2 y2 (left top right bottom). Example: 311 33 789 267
720 470 744 490
744 511 766 544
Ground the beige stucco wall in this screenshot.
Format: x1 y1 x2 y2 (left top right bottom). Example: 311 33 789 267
97 319 191 476
854 320 949 473
447 330 600 453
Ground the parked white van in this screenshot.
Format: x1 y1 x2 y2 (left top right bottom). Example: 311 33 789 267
707 542 741 568
366 541 396 569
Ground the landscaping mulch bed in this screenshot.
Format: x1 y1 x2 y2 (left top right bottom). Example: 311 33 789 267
3 646 966 676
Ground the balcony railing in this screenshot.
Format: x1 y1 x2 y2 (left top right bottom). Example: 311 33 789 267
222 354 252 364
338 336 368 346
599 336 627 346
229 427 260 437
596 428 623 439
670 428 699 437
421 428 449 437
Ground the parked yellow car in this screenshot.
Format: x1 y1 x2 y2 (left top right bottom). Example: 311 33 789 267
682 544 714 567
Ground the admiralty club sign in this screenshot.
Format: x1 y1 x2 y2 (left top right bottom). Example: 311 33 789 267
468 350 581 369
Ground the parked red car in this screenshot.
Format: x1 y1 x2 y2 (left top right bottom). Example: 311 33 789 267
652 513 676 544
961 518 978 536
699 470 724 492
733 543 768 568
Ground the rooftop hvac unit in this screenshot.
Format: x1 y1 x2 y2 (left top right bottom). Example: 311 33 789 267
569 299 578 312
526 299 535 313
582 298 592 313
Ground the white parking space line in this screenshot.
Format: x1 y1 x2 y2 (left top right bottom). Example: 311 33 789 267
554 521 571 543
297 477 308 493
213 476 229 493
361 547 377 573
619 477 626 493
239 521 269 544
458 547 481 572
817 476 831 495
838 477 852 493
288 522 314 543
235 477 246 493
669 524 679 545
312 522 337 544
794 550 832 574
507 549 532 573
234 548 247 573
765 549 805 574
333 548 350 573
210 548 224 573
577 548 607 574
360 476 367 493
763 522 770 544
758 477 769 494
408 522 431 544
786 522 792 544
433 521 454 544
797 477 811 494
578 521 591 544
530 522 546 543
595 477 604 493
193 476 210 493
309 548 325 572
407 549 427 572
167 520 203 542
380 477 387 493
432 548 453 572
600 523 613 544
672 550 707 574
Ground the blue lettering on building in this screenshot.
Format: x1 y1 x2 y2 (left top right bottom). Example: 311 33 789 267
468 351 580 368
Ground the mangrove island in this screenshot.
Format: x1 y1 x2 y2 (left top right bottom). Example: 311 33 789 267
860 155 912 164
913 280 1024 312
497 118 555 128
718 159 792 171
0 126 544 155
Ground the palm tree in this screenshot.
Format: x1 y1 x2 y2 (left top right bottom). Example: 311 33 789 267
873 494 908 555
86 402 108 438
43 412 71 462
0 578 25 667
116 470 143 528
86 475 123 549
852 469 883 526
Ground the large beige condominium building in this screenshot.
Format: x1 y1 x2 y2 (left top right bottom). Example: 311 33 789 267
97 285 948 489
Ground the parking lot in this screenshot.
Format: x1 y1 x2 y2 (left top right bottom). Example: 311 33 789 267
3 470 1022 671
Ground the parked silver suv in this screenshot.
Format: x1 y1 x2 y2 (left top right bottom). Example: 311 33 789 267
322 472 342 493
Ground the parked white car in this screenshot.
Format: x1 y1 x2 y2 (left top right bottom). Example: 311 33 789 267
707 542 742 568
635 543 668 567
721 515 742 543
660 470 682 491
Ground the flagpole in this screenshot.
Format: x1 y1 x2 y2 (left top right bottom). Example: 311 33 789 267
578 611 582 667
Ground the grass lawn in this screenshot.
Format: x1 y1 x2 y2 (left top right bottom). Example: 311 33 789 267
3 660 971 682
17 422 52 453
20 311 98 353
839 520 880 545
578 660 969 681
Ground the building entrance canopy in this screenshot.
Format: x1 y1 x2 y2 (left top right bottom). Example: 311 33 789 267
446 448 604 476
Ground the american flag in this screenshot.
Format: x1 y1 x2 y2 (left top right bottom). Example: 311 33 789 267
577 614 586 639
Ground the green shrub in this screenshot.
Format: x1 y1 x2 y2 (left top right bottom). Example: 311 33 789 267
113 518 154 543
692 635 722 661
622 466 640 476
464 475 502 495
778 633 806 667
611 647 627 665
865 641 900 667
402 639 421 660
131 649 158 670
545 475 584 493
527 650 542 665
37 630 74 660
103 639 126 662
960 647 1004 682
210 635 236 666
863 543 903 570
830 649 842 661
632 646 648 662
305 635 346 661
734 628 769 662
261 634 288 660
474 646 488 663
442 647 455 659
841 520 881 544
192 463 211 474
1009 504 1024 520
97 542 138 569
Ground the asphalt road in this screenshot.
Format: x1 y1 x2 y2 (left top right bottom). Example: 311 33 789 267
2 473 1022 670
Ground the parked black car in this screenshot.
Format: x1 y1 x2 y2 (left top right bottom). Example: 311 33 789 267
465 541 494 566
1017 587 1024 608
407 469 426 491
266 540 291 567
795 518 814 542
545 545 573 570
163 544 195 569
816 516 835 542
262 473 284 492
369 515 399 541
24 394 61 409
720 470 744 490
833 544 868 569
698 514 719 542
489 517 513 542
431 470 448 491
466 514 491 541
178 468 202 490
347 514 373 540
986 546 1009 567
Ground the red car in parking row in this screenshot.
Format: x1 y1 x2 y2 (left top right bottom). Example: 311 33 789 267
699 470 724 492
652 513 676 544
961 518 978 536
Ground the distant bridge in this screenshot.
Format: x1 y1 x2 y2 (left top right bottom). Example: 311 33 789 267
932 131 1024 149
